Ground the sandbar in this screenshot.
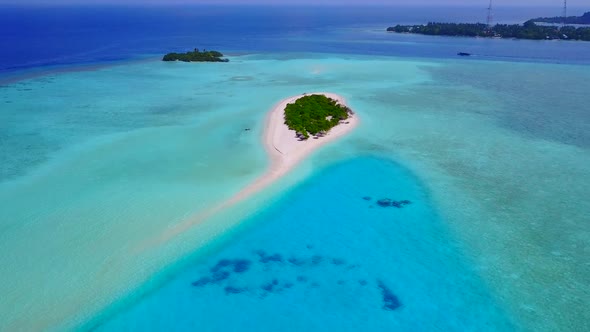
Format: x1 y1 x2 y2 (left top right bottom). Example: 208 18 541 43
225 92 359 207
140 92 359 248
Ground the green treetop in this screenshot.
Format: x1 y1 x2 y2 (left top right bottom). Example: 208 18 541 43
284 94 353 140
162 49 229 62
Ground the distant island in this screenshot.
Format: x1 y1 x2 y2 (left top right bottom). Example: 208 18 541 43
387 16 590 42
162 49 229 62
533 11 590 25
284 94 353 140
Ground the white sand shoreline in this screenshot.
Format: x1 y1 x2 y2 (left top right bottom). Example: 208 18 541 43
224 92 359 208
263 92 359 187
144 92 359 247
30 93 358 331
21 93 359 331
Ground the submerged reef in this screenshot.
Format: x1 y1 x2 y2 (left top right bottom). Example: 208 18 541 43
364 196 412 208
258 251 284 264
377 280 402 311
190 248 402 312
376 198 412 208
224 286 246 295
210 259 252 274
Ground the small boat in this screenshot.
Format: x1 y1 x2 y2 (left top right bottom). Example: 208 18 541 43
457 52 471 56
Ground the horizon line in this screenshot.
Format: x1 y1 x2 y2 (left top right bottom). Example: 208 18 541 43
1 3 587 8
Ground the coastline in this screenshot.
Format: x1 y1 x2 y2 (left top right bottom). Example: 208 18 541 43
228 92 359 205
254 92 359 203
1 5 589 329
80 92 360 331
2 45 589 332
137 92 359 249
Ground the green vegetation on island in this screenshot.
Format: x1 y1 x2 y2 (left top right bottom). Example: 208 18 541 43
284 94 353 140
533 11 590 25
387 18 590 41
162 48 229 62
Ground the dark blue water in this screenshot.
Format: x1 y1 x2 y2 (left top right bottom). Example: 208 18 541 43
91 157 515 331
2 5 589 77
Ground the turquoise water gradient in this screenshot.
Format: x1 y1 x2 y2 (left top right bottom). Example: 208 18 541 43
1 54 589 331
2 3 590 327
95 157 514 331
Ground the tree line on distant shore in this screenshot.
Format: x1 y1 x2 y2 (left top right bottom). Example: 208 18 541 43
387 20 590 41
162 49 229 62
533 11 590 25
284 94 352 140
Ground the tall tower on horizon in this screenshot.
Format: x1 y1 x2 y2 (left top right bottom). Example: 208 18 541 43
486 0 494 28
562 0 568 27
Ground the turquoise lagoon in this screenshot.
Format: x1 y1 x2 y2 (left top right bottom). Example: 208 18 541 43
94 157 514 331
1 54 590 331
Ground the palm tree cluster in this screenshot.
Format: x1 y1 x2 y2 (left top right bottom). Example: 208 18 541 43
162 49 229 62
284 94 352 140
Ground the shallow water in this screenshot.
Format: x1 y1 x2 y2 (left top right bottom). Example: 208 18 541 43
1 53 589 331
94 157 516 331
1 8 590 330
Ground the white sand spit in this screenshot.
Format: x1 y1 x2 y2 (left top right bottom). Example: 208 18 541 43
141 92 359 248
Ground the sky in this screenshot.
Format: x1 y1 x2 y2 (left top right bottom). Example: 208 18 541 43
0 0 587 6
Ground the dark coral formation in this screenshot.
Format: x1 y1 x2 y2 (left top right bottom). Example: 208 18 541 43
191 277 211 287
191 270 230 287
211 258 252 274
192 259 250 287
310 255 323 265
331 258 346 265
377 280 402 311
233 259 252 273
375 198 412 208
210 259 232 272
257 251 284 264
224 286 246 295
259 279 297 296
285 255 338 267
190 249 403 313
261 279 280 292
296 275 308 283
288 257 306 266
362 195 412 208
211 271 230 283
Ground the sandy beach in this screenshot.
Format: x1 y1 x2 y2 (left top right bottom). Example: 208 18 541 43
142 92 359 247
225 92 359 206
262 92 359 190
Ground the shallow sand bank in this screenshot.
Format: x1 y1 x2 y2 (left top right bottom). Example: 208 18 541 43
142 92 359 248
244 92 359 204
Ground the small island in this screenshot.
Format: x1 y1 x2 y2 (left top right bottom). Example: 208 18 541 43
162 48 229 62
283 94 353 140
387 17 590 41
197 92 358 227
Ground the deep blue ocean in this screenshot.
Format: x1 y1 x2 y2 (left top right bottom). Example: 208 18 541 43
1 5 589 77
